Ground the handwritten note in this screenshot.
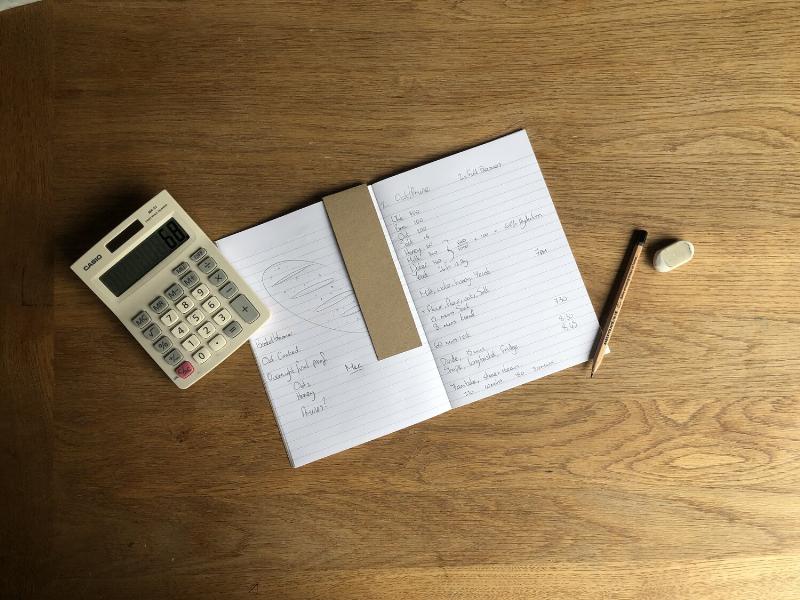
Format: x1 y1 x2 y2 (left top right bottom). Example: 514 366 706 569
218 131 600 466
371 130 599 407
216 203 450 467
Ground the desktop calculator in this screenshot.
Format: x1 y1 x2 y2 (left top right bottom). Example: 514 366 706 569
71 190 269 388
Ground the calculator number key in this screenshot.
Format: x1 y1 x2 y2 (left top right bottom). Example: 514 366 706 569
197 256 217 274
132 310 151 329
149 296 168 314
175 361 195 379
230 294 260 324
193 347 212 364
208 269 228 287
160 309 179 327
153 336 173 354
191 284 210 301
187 309 204 326
223 320 243 338
202 296 221 314
171 321 190 340
181 334 201 351
209 334 227 352
142 323 161 341
164 348 183 366
165 283 184 302
213 309 232 327
176 296 195 314
197 321 217 340
180 270 199 289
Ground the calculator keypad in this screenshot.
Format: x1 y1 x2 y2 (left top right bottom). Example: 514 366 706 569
230 294 260 324
132 247 265 386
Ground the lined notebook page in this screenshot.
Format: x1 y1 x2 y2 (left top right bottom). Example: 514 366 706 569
216 203 450 467
371 130 600 408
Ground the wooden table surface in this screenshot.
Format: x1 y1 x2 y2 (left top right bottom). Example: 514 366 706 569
3 1 799 598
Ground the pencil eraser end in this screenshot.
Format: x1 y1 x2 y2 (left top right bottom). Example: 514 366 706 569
653 240 694 272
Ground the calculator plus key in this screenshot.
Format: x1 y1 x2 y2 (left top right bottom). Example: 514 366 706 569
230 294 261 324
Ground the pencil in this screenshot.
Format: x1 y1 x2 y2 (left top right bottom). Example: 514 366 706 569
590 229 648 378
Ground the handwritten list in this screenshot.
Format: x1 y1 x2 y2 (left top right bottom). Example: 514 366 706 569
371 131 599 407
217 130 600 466
216 204 450 467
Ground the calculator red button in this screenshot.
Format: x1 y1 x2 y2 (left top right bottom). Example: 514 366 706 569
175 361 195 379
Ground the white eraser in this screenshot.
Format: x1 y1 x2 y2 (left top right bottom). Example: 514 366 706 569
653 240 694 272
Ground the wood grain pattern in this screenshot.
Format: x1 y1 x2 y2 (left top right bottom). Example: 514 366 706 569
2 1 799 598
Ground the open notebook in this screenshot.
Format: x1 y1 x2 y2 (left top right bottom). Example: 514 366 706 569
217 131 600 467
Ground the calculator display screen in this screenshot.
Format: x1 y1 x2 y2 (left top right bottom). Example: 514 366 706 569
100 218 189 297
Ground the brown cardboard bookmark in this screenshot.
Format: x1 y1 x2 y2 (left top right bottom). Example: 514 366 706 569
323 185 422 360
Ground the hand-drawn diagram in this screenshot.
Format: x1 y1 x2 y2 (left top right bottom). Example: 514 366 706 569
262 260 367 333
